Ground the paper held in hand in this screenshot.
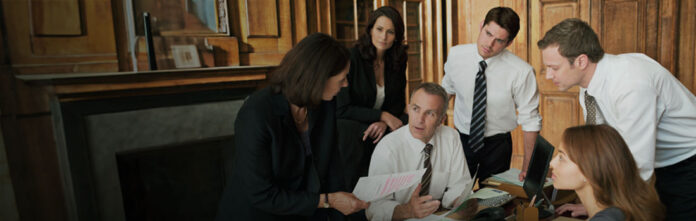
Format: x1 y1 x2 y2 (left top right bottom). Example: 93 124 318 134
352 169 426 202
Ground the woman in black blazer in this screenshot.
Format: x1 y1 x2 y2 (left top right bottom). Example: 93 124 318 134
336 6 408 190
216 33 368 221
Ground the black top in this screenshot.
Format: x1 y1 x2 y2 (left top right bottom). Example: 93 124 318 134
590 207 626 221
336 47 407 123
215 87 345 221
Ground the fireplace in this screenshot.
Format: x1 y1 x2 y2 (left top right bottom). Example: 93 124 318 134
55 88 251 221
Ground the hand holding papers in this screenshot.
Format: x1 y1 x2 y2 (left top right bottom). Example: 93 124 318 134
352 169 426 202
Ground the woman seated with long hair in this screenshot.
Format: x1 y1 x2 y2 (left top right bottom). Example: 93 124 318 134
550 125 664 220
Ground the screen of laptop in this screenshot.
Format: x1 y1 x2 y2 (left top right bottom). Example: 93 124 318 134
522 135 555 202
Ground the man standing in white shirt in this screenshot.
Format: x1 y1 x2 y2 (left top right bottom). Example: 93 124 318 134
539 18 696 220
366 83 473 220
442 7 541 184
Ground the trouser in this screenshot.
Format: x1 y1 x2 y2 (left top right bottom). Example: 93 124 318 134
458 131 512 185
655 153 696 220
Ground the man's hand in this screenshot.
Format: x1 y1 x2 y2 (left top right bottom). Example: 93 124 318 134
380 112 403 131
555 203 588 217
363 121 387 143
328 192 369 215
406 184 440 219
518 171 526 181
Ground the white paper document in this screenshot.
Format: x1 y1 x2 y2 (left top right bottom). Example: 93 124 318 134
352 169 426 202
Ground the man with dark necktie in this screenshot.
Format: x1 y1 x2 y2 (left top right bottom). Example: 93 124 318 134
442 7 542 184
539 18 696 220
366 83 473 220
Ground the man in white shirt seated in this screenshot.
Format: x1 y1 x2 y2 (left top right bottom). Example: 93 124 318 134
366 83 473 220
538 18 696 220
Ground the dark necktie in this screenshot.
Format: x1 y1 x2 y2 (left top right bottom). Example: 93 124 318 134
585 91 598 125
469 60 487 153
419 144 433 196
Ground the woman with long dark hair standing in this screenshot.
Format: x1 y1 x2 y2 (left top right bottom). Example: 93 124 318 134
336 6 409 190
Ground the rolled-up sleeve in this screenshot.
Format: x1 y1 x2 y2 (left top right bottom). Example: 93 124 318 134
441 55 457 95
513 68 542 132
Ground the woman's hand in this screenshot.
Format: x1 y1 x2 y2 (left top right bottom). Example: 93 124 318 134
380 112 403 131
328 192 369 215
363 121 388 143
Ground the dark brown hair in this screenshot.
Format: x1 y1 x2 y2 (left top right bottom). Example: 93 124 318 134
484 7 520 42
562 125 664 221
537 18 604 65
270 33 350 108
356 6 408 72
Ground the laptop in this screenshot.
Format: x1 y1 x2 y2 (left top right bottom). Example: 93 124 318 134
522 135 555 203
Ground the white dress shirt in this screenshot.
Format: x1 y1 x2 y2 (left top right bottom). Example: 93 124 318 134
366 125 472 220
442 44 541 136
580 53 696 180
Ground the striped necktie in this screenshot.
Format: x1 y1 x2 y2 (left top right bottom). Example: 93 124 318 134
585 91 598 124
419 144 433 196
469 60 487 153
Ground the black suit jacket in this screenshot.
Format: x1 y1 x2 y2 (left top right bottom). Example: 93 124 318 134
337 47 407 123
216 87 345 221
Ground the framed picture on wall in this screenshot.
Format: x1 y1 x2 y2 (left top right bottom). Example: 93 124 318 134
171 45 202 68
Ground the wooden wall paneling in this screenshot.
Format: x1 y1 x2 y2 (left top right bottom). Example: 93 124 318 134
590 0 657 58
245 0 279 37
31 0 83 36
657 0 678 74
111 0 130 71
445 0 457 52
30 0 115 56
0 124 20 221
679 0 696 94
292 0 309 44
539 93 582 147
2 0 118 72
423 0 443 84
2 116 67 221
310 0 334 35
207 37 241 66
236 0 293 65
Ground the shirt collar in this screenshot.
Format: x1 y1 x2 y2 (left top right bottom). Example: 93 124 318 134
475 49 504 66
405 124 437 152
586 55 612 96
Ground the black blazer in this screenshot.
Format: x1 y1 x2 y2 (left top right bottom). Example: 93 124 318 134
337 47 407 124
216 87 345 221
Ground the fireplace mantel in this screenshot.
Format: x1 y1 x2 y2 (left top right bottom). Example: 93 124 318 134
16 65 273 101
